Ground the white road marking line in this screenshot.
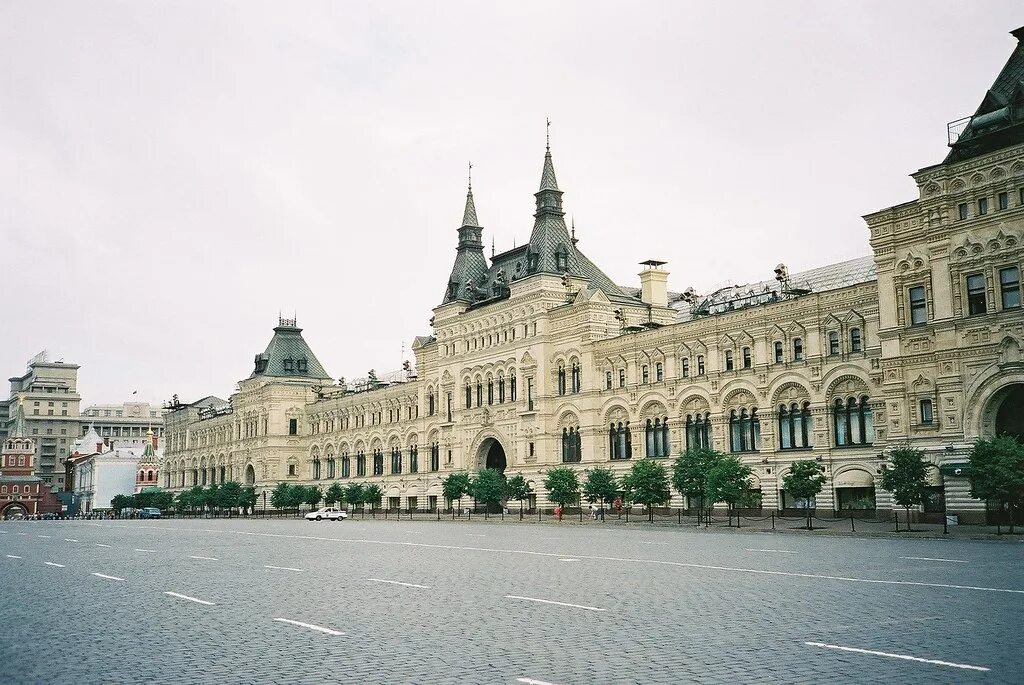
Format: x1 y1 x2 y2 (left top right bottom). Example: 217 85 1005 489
95 543 111 548
37 535 51 538
273 618 344 636
44 562 65 567
63 538 79 542
559 558 580 562
17 532 27 535
465 534 486 537
542 537 562 540
91 573 125 581
5 554 23 559
505 595 606 612
899 556 968 564
367 578 430 589
264 565 304 572
804 642 989 672
164 591 215 606
188 555 219 561
96 523 1024 595
746 548 798 554
517 678 562 685
134 548 157 553
640 541 669 546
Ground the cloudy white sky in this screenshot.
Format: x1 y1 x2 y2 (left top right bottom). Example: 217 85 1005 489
1 2 1019 406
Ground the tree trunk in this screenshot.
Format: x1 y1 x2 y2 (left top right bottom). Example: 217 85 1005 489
905 506 912 532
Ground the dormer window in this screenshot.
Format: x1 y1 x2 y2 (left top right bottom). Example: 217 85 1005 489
283 358 295 372
555 247 568 271
296 358 308 373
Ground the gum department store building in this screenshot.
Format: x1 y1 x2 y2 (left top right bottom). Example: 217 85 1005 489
164 28 1024 522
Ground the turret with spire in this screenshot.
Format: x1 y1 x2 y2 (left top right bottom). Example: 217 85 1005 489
442 163 490 304
525 121 583 276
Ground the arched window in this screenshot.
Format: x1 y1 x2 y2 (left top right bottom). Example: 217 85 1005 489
498 375 505 403
685 413 711 451
828 331 840 356
562 427 581 462
742 347 751 368
642 365 650 384
487 379 494 405
609 422 632 460
373 449 384 476
510 373 517 401
656 362 663 382
428 391 435 416
557 365 566 395
465 384 472 409
697 355 705 375
793 338 804 361
774 341 784 364
605 371 613 389
618 369 626 387
476 382 483 407
681 358 690 377
391 447 402 474
409 445 418 473
356 452 366 477
724 350 734 371
341 454 350 478
850 327 862 352
571 363 581 393
779 402 811 449
645 417 671 457
834 396 874 446
729 408 761 452
430 442 440 471
312 459 321 480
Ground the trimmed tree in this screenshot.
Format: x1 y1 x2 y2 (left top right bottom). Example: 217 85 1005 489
881 445 929 531
110 494 134 516
505 474 533 519
174 490 194 516
270 482 292 513
470 468 506 513
305 485 324 511
543 467 580 518
442 472 472 512
324 482 345 508
783 459 826 530
969 436 1024 534
363 484 383 513
582 467 619 520
240 486 258 516
673 448 722 521
705 455 754 523
216 481 244 517
343 483 365 513
622 459 671 522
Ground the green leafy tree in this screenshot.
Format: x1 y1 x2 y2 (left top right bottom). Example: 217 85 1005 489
881 446 929 531
240 486 258 516
582 468 619 519
110 494 134 515
216 481 244 517
622 460 671 522
543 467 580 515
969 436 1024 534
363 484 383 513
504 474 533 518
174 490 193 515
470 469 506 512
442 472 472 511
673 449 722 519
783 460 826 529
705 455 754 512
287 485 309 515
305 485 324 510
151 490 175 511
343 483 365 512
201 484 219 515
270 482 292 512
324 482 345 507
188 486 206 515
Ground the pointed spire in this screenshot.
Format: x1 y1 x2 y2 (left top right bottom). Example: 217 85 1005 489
539 118 559 192
9 397 27 438
462 161 479 227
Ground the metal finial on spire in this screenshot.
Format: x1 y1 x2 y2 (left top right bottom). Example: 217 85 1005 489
571 215 578 245
468 160 473 191
545 118 551 151
491 237 495 257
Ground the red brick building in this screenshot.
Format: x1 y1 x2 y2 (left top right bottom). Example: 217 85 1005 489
1 402 62 519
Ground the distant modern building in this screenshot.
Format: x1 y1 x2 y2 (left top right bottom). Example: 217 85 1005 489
0 402 62 519
80 401 165 449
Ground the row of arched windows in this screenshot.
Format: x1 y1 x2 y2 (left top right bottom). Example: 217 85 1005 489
464 374 518 409
557 363 581 396
561 427 582 462
645 418 671 457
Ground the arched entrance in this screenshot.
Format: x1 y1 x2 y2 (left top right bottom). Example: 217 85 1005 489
2 503 28 520
479 438 507 473
244 464 256 486
994 384 1024 439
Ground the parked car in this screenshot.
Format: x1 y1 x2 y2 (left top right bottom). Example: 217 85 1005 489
305 507 348 521
139 507 162 519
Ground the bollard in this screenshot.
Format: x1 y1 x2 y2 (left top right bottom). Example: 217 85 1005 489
771 512 775 530
943 514 948 535
538 507 541 522
579 508 583 522
894 511 899 533
678 509 682 525
736 512 740 529
850 514 855 533
625 508 629 523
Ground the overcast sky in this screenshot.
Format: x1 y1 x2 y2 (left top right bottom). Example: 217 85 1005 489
1 2 1019 406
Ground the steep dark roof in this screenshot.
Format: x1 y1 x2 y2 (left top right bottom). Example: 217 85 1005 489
945 26 1024 164
442 186 490 304
250 323 331 380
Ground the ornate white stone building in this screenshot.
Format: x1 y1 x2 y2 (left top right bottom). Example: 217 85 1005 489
163 27 1024 522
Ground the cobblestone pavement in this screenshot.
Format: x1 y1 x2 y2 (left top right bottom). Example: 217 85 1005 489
1 518 1020 684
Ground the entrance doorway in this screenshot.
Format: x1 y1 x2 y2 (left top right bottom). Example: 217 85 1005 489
994 384 1024 439
2 503 27 520
480 438 507 473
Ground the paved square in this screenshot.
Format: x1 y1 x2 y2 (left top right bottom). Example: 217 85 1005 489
1 519 1020 684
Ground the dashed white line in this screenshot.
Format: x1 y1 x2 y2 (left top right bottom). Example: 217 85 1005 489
746 548 798 554
505 595 606 612
188 555 219 561
5 554 23 559
63 538 79 542
43 562 65 568
367 578 430 589
517 678 562 685
273 618 344 636
37 535 51 538
264 565 304 572
134 548 157 553
804 642 989 672
899 556 968 564
640 541 669 546
559 558 580 563
465 534 486 537
164 591 215 606
17 532 27 536
91 573 125 581
95 543 111 548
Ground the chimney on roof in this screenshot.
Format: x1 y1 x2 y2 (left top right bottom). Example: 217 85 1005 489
639 260 669 308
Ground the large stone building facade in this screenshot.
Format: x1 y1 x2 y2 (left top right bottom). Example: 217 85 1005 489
163 27 1024 522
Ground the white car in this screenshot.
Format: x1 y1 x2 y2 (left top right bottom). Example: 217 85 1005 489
305 507 349 521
